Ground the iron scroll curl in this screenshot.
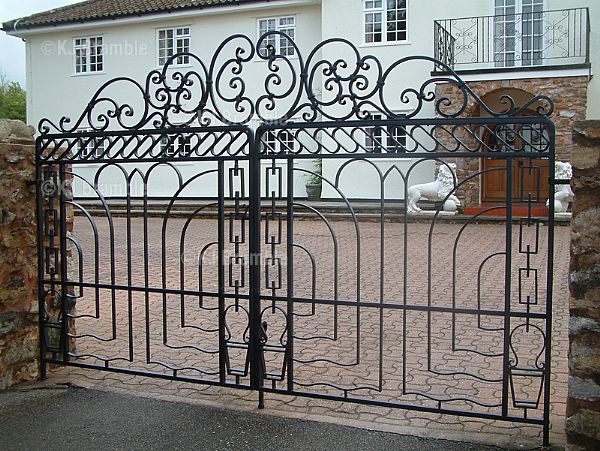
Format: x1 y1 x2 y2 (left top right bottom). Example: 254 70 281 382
38 32 554 135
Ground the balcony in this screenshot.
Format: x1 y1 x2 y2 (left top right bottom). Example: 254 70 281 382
433 8 590 74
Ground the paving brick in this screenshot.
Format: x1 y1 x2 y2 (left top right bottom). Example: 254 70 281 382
50 217 569 448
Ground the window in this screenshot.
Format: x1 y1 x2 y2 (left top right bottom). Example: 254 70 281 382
74 36 103 74
158 27 191 66
262 130 295 154
521 0 544 66
493 0 544 67
365 114 407 153
493 0 517 67
258 16 296 57
161 135 192 157
77 130 105 159
364 0 408 44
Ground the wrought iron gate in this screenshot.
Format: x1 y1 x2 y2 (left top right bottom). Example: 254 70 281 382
36 34 556 445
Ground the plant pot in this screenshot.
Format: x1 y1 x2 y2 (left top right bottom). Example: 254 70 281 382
305 183 322 201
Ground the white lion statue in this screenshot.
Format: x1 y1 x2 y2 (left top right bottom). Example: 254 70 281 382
407 163 461 214
546 161 574 214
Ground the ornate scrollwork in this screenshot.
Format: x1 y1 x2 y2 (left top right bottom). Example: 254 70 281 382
38 32 555 136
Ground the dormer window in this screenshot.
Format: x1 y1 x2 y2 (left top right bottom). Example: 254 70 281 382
364 0 408 44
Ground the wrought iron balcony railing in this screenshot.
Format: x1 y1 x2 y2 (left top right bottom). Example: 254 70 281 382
434 7 590 72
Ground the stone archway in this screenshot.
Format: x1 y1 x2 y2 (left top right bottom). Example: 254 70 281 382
435 76 588 211
477 88 551 204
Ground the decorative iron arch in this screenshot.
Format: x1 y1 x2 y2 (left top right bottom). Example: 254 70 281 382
38 32 554 136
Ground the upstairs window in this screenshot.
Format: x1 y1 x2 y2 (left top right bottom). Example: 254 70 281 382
365 114 407 153
158 27 191 66
257 16 296 57
74 36 103 74
364 0 408 44
494 0 544 67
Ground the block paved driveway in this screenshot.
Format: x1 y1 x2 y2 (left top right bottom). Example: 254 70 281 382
52 215 570 448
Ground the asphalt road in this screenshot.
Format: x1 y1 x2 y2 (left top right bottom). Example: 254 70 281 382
0 386 506 451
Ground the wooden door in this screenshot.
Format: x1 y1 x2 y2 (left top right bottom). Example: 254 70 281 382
515 157 550 202
482 125 550 202
482 158 511 201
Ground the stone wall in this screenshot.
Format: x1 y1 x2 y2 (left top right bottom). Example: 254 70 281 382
0 120 38 389
567 120 600 450
435 76 588 206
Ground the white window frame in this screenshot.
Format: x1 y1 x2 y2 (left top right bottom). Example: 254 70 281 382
160 135 192 158
364 113 408 153
261 130 296 154
257 15 296 58
73 36 104 75
363 0 409 45
490 0 546 68
76 129 105 159
157 26 191 67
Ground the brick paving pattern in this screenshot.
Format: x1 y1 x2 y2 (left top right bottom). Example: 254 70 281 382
50 216 570 448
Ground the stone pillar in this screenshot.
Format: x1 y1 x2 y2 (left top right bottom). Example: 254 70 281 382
566 121 600 450
0 120 38 390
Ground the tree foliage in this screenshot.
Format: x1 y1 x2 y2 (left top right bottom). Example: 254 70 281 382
0 71 26 122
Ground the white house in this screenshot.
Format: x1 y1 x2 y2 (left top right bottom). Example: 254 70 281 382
3 0 599 206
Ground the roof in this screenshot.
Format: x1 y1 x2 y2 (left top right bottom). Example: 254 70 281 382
2 0 274 32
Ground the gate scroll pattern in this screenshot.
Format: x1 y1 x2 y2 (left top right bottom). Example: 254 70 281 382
36 33 556 446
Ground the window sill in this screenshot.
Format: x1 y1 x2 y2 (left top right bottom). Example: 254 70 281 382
253 55 299 63
260 157 299 163
71 71 106 77
157 64 194 70
359 41 411 48
365 156 414 163
74 163 102 168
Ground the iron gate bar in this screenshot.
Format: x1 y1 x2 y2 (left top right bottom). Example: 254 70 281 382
502 157 514 418
40 282 551 318
36 33 557 446
286 159 294 393
544 141 556 446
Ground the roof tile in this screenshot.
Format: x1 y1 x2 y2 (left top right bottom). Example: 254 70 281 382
3 0 270 31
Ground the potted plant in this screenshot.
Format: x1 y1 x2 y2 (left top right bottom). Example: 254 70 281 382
305 159 322 201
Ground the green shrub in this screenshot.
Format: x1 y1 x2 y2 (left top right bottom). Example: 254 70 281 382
306 159 322 185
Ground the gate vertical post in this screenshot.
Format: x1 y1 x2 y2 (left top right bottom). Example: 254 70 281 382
58 163 70 363
286 159 294 392
249 130 263 401
542 123 556 447
501 156 513 418
217 160 226 384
